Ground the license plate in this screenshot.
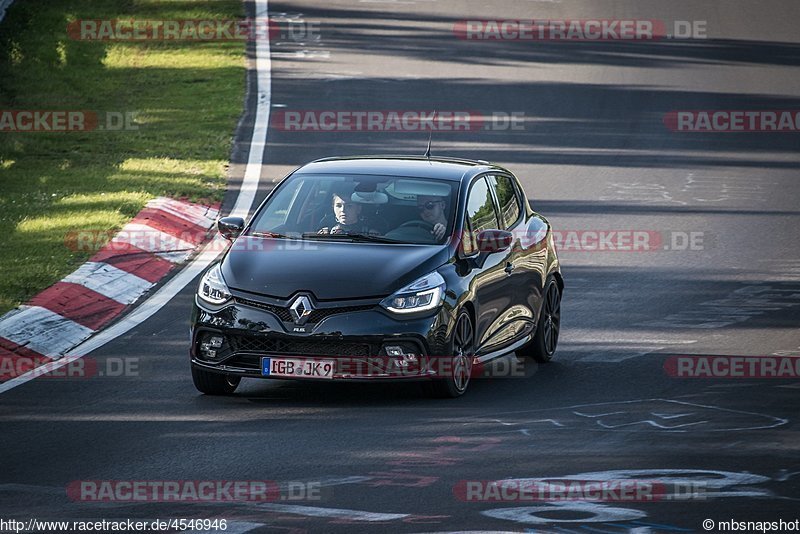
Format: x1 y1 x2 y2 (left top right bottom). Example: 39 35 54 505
261 357 335 379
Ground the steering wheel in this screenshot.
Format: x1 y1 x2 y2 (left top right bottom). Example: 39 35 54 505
395 220 435 232
385 220 438 243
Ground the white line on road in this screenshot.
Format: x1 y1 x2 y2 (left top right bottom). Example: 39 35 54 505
256 503 409 521
566 338 698 345
0 0 272 395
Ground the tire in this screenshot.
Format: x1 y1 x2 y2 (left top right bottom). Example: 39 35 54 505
191 366 241 395
427 310 475 398
518 276 561 363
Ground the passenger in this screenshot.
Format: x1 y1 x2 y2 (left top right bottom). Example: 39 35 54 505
416 195 448 240
318 190 376 235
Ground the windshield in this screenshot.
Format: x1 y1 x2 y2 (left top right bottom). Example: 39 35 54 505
247 173 459 245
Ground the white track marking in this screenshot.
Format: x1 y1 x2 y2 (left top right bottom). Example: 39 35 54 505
146 197 219 227
640 284 800 329
231 0 271 220
112 223 196 259
457 398 789 434
189 522 263 534
759 260 800 282
0 0 271 395
255 503 409 521
560 331 698 363
568 338 697 345
481 502 647 524
0 306 93 358
62 262 153 305
600 174 774 205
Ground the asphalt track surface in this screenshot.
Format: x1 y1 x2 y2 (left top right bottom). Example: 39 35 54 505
2 1 800 532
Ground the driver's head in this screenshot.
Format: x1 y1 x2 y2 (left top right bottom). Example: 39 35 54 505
417 195 446 224
332 192 361 226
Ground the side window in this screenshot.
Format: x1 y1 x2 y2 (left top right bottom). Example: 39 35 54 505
463 177 500 255
488 174 522 229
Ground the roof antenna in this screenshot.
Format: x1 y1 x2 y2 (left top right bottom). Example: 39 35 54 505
423 110 436 159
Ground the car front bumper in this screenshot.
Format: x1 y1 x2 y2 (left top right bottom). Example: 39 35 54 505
190 294 453 381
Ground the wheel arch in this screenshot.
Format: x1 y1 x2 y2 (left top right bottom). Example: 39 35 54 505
551 270 564 293
459 300 477 333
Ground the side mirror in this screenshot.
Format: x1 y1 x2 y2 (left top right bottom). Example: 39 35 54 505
217 216 245 241
476 229 513 253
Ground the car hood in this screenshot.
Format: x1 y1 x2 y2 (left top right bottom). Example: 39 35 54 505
221 236 451 300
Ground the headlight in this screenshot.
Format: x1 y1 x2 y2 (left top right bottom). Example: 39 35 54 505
380 272 445 314
197 264 231 305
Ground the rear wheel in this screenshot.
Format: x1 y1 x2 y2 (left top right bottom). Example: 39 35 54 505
191 366 241 395
427 310 474 398
518 276 561 363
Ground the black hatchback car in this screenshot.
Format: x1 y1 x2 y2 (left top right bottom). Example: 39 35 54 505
190 156 563 397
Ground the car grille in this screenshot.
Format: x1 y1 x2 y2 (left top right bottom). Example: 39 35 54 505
234 298 292 321
228 335 372 358
220 336 376 371
234 297 375 324
223 353 262 370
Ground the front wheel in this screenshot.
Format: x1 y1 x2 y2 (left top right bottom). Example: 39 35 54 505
191 366 241 395
518 276 561 363
427 310 475 398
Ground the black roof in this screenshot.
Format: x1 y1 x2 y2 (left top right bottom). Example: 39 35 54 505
295 156 506 182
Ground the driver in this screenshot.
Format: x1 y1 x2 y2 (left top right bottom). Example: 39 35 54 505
416 195 448 240
318 189 377 235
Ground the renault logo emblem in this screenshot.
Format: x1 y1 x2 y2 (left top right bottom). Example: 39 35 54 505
289 295 314 325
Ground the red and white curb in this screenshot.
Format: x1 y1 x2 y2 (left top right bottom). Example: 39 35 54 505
0 0 271 394
0 197 220 380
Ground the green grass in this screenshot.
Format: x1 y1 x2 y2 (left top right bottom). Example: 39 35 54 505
0 0 245 314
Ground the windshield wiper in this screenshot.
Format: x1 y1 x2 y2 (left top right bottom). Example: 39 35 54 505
250 231 290 239
301 232 402 244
